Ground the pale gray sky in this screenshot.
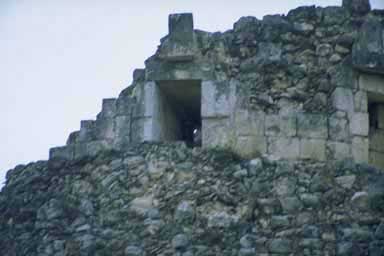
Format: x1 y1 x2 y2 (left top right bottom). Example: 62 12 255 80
1 0 383 187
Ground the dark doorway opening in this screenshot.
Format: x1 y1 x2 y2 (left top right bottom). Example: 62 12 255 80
155 80 202 147
368 92 384 169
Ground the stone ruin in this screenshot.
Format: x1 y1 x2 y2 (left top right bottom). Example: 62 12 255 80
50 0 384 169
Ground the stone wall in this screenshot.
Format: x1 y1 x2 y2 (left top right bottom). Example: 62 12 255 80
2 143 384 255
50 0 384 169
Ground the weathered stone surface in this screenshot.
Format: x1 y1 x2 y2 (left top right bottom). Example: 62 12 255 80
342 0 371 15
4 3 384 255
265 114 296 137
331 87 354 113
268 137 300 159
300 138 326 161
297 114 328 139
353 16 384 74
352 136 369 163
350 112 369 136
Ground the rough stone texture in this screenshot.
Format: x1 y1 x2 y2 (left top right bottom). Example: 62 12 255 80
2 2 384 255
41 2 384 166
2 143 384 256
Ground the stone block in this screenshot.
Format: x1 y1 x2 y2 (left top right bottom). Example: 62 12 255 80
202 118 233 148
331 87 354 113
235 110 265 136
329 116 349 142
359 74 384 94
268 137 300 159
169 13 193 40
300 139 326 161
297 113 328 139
158 13 196 61
143 82 155 117
378 104 384 129
97 98 116 119
369 130 384 152
342 0 371 15
49 146 74 161
234 135 267 159
354 91 368 112
114 115 131 146
86 140 113 157
327 142 351 160
202 81 234 118
350 113 369 136
265 114 296 137
352 136 369 163
78 120 96 143
95 118 115 140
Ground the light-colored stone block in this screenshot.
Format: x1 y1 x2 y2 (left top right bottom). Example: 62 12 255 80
265 114 296 137
354 91 368 112
327 142 351 160
297 113 328 139
202 81 233 117
331 87 354 113
235 110 265 136
350 113 369 136
268 137 300 159
359 73 384 94
49 146 74 160
143 81 156 117
328 116 349 142
202 118 233 148
234 135 267 159
300 139 326 161
352 136 369 163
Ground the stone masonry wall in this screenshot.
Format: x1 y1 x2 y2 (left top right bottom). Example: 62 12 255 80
50 0 384 168
2 143 384 255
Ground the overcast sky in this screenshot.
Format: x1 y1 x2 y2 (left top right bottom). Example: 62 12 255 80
1 0 383 188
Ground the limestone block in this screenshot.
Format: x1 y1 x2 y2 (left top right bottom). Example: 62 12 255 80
202 81 233 118
297 114 328 139
202 118 233 148
265 114 296 137
359 74 384 94
158 13 196 61
327 142 352 160
331 87 354 113
369 130 384 152
328 116 349 142
78 120 96 142
86 140 113 157
73 143 87 160
97 98 116 119
268 137 300 159
354 91 368 112
235 110 265 136
300 139 326 161
350 113 369 136
342 0 371 15
369 151 384 170
49 146 74 161
95 118 115 141
114 115 131 146
234 135 267 159
378 104 384 129
144 82 155 117
352 136 369 163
